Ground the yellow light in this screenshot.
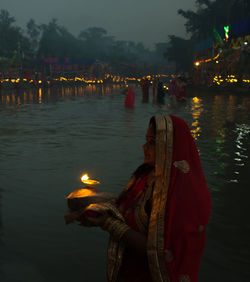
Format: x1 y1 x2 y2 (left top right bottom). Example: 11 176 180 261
66 188 96 199
81 174 89 181
81 174 100 185
194 62 200 66
193 97 200 103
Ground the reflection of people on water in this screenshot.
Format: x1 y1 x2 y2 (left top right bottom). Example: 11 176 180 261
124 88 135 108
73 115 211 282
140 77 150 102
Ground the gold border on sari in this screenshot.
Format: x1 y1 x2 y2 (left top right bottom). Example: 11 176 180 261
147 115 173 282
106 115 174 282
106 176 137 282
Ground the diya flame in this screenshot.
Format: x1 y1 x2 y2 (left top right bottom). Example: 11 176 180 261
66 173 100 199
81 173 100 186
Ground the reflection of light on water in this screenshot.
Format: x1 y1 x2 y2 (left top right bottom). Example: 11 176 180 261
0 85 125 106
39 88 42 104
190 97 203 140
12 94 15 104
6 95 10 104
24 92 28 104
29 92 34 104
226 95 237 121
230 123 250 182
234 124 249 164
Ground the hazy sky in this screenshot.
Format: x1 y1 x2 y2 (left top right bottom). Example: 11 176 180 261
1 0 196 49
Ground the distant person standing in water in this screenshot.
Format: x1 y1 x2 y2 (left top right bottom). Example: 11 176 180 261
140 77 150 102
169 76 178 98
157 80 165 104
176 76 187 101
152 77 159 103
124 88 135 108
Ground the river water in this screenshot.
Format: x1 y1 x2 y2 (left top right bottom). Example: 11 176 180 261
0 85 249 282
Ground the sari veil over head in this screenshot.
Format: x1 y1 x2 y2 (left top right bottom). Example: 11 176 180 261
107 115 211 282
147 115 211 282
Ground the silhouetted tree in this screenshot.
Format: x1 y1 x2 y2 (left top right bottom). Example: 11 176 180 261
78 27 115 60
165 35 194 72
26 19 41 58
0 9 30 58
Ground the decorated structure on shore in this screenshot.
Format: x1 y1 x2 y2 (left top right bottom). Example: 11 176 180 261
193 17 250 86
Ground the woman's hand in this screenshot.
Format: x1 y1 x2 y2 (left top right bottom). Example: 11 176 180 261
78 210 109 228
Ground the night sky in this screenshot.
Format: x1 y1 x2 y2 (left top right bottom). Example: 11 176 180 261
1 0 196 49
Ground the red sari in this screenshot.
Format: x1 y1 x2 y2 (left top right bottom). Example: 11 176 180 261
164 115 211 282
108 115 211 282
124 88 135 108
118 171 152 281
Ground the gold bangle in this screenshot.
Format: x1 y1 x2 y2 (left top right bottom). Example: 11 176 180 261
102 218 130 240
101 217 114 230
113 224 130 241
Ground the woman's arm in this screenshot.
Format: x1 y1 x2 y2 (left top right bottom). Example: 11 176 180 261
82 214 147 255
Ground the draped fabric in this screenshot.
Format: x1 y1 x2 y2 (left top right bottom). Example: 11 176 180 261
118 171 152 282
124 88 135 108
169 79 178 97
107 115 211 282
163 115 211 282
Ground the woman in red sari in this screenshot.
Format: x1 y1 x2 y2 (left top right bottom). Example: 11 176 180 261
81 115 211 282
124 88 135 108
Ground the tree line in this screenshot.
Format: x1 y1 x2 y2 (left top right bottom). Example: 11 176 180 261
2 1 249 75
0 9 170 75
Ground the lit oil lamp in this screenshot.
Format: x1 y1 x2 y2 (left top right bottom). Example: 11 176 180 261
80 173 100 187
65 173 115 224
66 173 100 211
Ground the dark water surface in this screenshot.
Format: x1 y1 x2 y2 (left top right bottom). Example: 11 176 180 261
0 85 249 282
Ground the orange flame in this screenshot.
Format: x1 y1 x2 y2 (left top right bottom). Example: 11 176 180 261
81 173 100 185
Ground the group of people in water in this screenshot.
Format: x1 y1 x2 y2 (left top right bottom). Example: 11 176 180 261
66 111 211 282
168 76 187 101
123 75 188 108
